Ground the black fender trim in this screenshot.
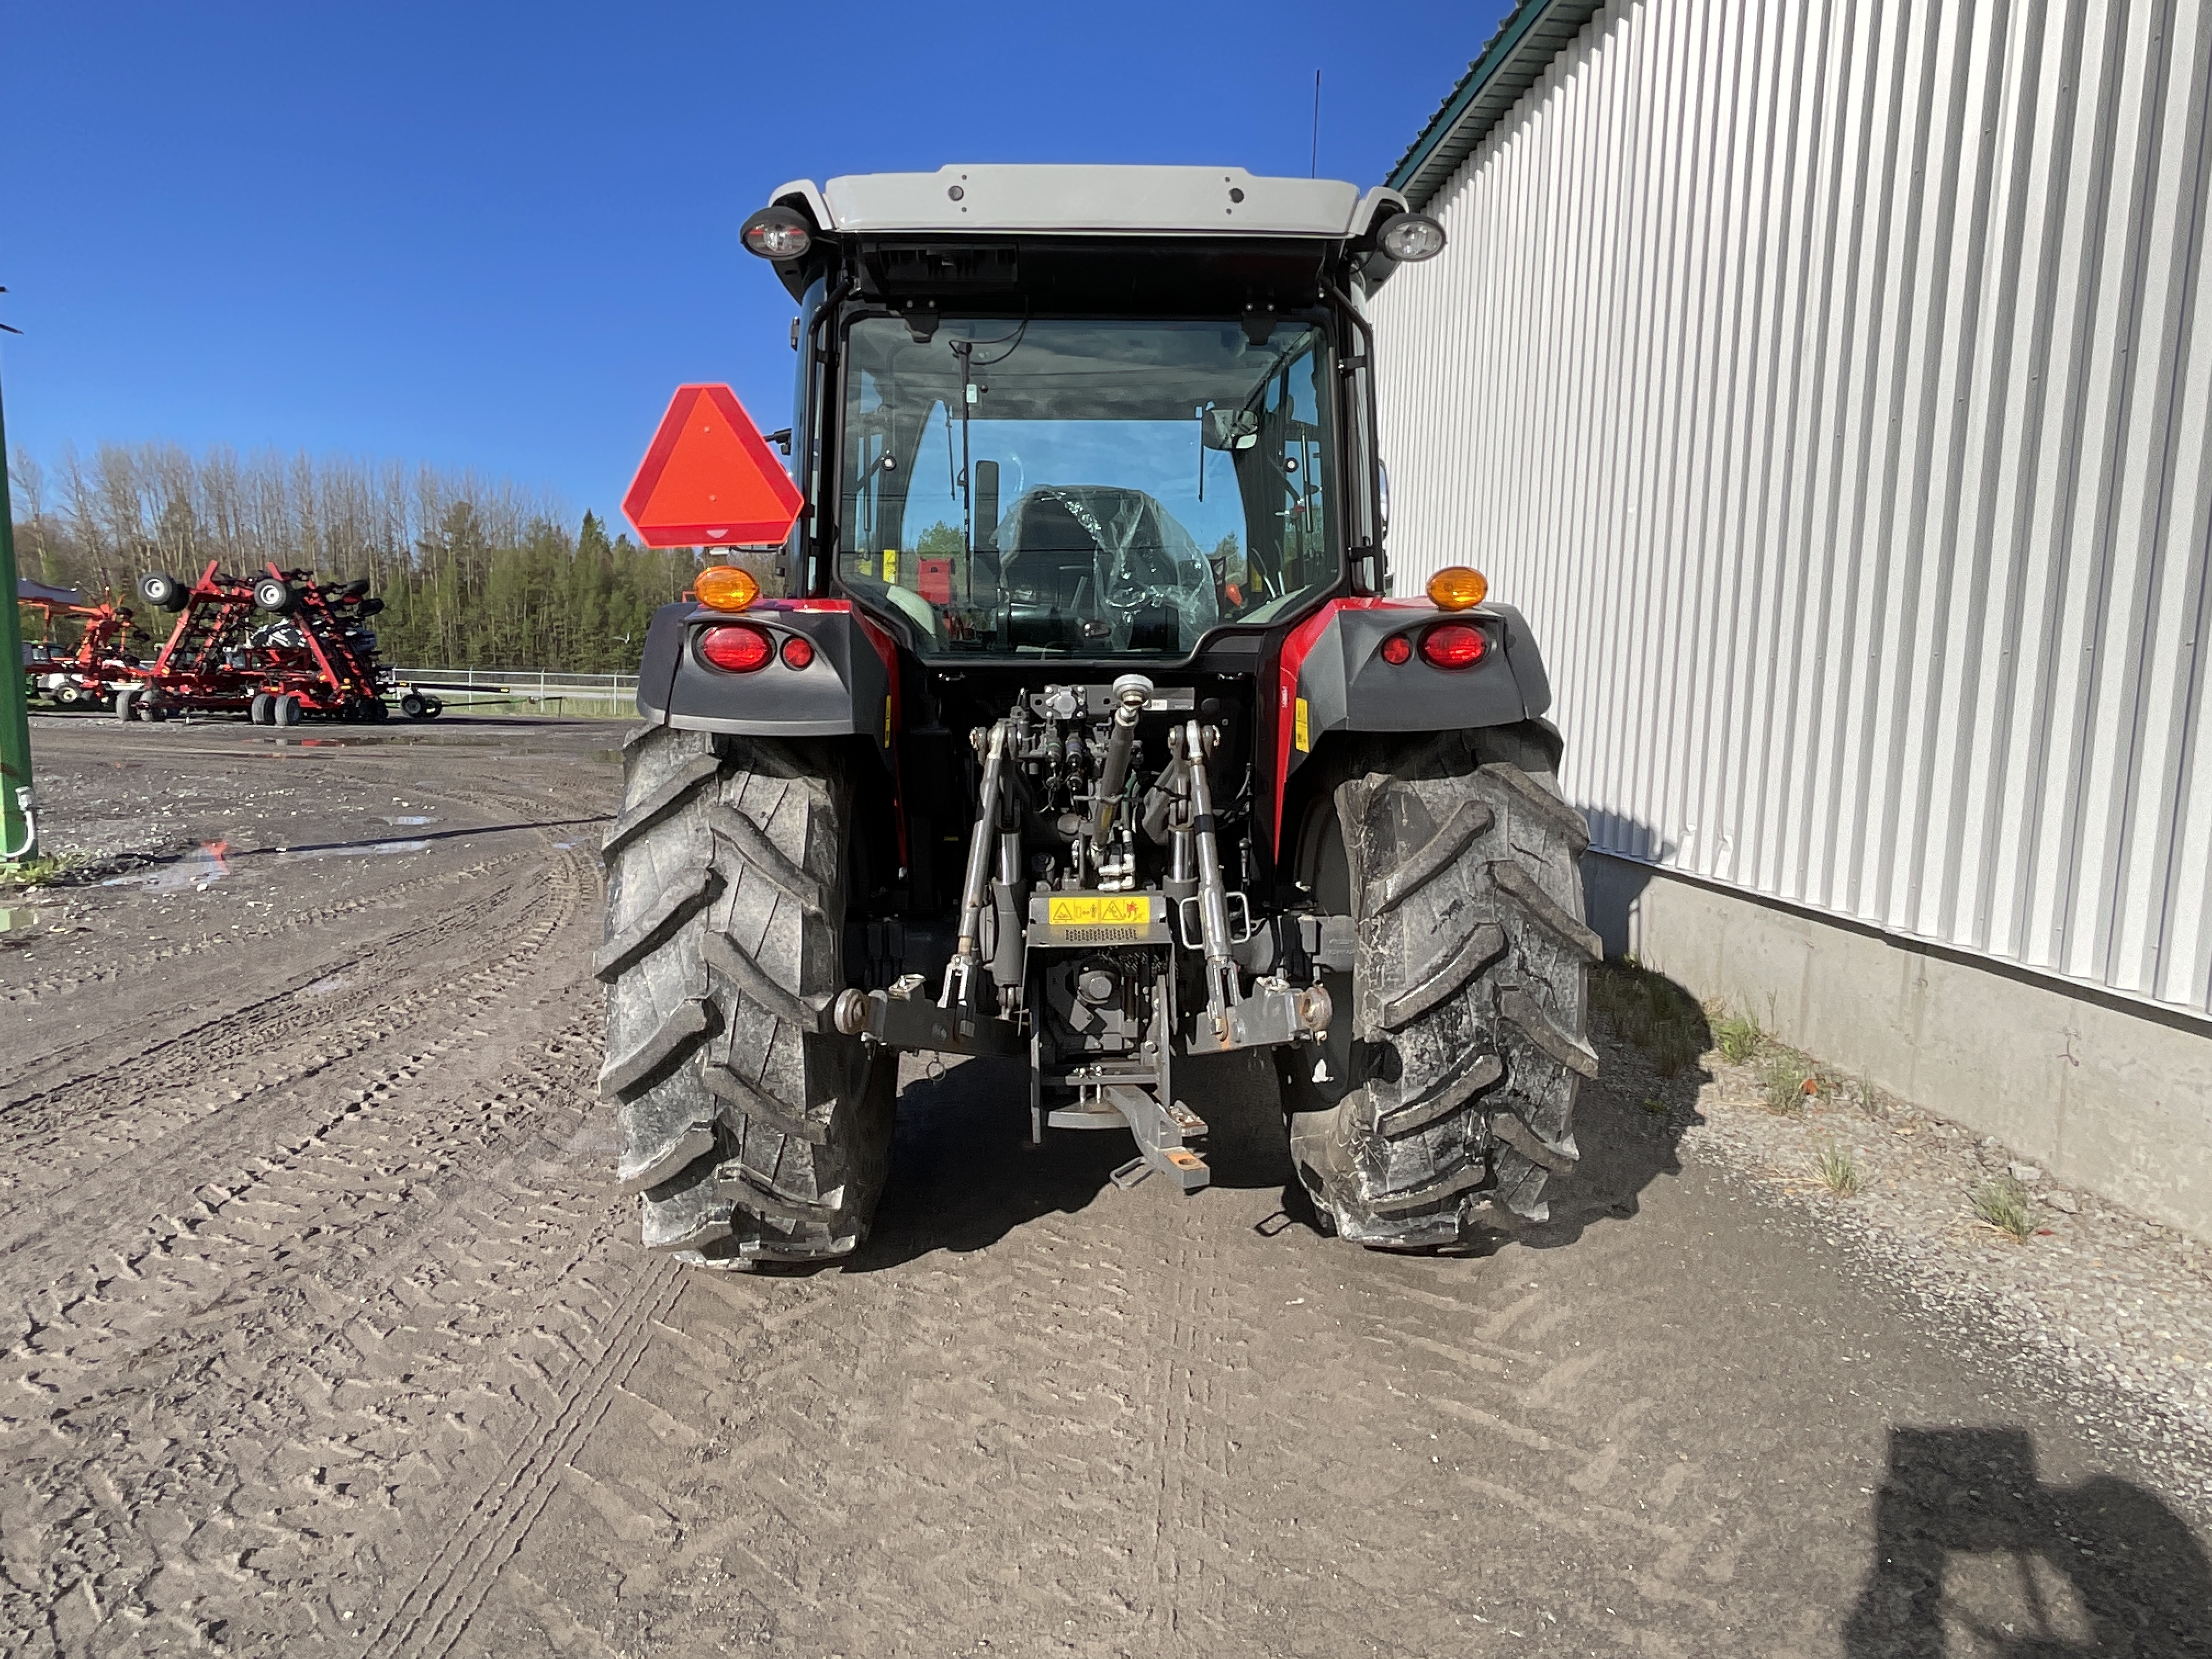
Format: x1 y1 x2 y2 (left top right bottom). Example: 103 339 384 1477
634 599 898 768
1267 597 1551 854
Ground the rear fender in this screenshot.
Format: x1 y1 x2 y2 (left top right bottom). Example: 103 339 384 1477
636 599 898 769
1270 597 1551 853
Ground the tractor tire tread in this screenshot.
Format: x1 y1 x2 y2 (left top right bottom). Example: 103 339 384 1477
1283 736 1592 1244
1491 859 1603 961
603 726 894 1263
591 861 718 983
1361 798 1492 917
600 754 723 857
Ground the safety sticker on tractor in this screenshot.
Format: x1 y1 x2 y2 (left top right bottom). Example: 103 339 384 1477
1047 895 1155 927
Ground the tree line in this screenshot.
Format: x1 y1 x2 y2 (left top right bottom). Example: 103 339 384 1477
8 442 765 673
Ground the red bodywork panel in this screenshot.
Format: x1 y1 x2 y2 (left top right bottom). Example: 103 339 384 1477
1271 596 1434 857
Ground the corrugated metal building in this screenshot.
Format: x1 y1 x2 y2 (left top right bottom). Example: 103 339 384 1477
1367 0 2212 1233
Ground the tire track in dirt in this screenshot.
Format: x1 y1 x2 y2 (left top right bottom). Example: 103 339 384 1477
2 739 630 1654
0 851 529 1015
0 849 590 1269
2 895 619 1649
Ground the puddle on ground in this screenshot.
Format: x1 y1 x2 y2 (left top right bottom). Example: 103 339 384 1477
102 842 233 893
302 973 355 997
272 838 430 862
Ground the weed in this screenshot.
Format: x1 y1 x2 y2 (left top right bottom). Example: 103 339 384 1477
1641 1096 1669 1118
1816 1142 1862 1197
1762 1055 1817 1113
0 853 73 890
1594 962 1708 1076
1713 1009 1763 1064
1654 1025 1699 1077
1972 1177 2037 1243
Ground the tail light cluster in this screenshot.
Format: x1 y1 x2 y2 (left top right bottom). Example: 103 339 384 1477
698 623 816 674
1380 621 1488 671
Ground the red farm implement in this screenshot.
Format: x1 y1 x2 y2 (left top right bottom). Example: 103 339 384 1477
117 562 394 725
17 588 151 709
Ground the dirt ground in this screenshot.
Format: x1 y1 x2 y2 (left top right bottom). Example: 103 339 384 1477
2 711 2206 1658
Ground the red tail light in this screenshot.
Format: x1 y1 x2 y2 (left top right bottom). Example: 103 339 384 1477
699 623 774 673
1380 633 1413 665
1420 622 1486 670
780 633 815 670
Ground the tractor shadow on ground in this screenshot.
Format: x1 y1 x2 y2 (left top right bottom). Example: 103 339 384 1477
1842 1426 2212 1657
844 960 1711 1271
848 1047 1298 1272
1482 958 1715 1255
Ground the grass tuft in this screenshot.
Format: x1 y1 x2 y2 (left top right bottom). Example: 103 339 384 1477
1593 962 1708 1077
1712 1008 1763 1064
1816 1142 1863 1197
0 853 74 890
1762 1056 1818 1113
1972 1176 2037 1243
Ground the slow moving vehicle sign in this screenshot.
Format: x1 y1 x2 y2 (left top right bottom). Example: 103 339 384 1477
622 384 803 549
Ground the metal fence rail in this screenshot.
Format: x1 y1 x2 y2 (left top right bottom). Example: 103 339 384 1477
387 668 638 718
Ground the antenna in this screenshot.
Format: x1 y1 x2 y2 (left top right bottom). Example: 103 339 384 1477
1310 71 1322 177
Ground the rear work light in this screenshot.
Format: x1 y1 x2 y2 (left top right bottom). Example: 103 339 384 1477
740 207 814 261
780 634 814 670
699 623 774 673
1379 212 1448 262
1420 622 1487 670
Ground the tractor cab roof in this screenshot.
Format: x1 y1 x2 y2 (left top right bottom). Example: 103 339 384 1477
771 166 1407 243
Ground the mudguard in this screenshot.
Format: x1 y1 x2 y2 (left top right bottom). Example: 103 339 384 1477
1270 597 1553 847
634 598 898 766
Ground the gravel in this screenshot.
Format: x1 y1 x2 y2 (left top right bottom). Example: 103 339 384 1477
1604 1022 2212 1518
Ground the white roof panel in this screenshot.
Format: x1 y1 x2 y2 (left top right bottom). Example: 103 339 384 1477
812 166 1365 237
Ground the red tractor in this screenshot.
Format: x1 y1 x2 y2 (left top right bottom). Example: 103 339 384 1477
602 166 1596 1268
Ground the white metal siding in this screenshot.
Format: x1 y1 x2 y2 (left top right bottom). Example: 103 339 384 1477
1370 0 2212 1018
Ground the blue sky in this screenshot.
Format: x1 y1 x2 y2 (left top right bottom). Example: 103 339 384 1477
2 2 1508 529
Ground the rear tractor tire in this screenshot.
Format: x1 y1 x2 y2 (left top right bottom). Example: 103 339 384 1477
1280 729 1599 1247
596 725 894 1265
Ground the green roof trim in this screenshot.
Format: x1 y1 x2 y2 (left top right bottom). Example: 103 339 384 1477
1387 0 1608 208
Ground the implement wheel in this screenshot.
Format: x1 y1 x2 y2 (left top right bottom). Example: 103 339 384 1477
1280 728 1599 1246
596 725 894 1265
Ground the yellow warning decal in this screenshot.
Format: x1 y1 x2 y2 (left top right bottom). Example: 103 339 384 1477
1047 895 1153 927
881 549 898 582
1294 697 1311 752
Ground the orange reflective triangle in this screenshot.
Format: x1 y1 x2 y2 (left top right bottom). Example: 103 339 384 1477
622 384 804 549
